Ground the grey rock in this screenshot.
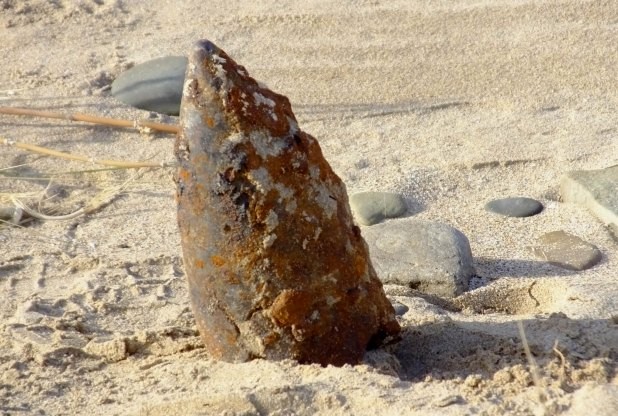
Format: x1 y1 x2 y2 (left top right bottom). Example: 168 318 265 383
390 301 409 316
111 56 187 116
363 219 475 297
485 197 543 217
0 205 22 224
561 165 618 228
530 230 602 271
350 191 407 225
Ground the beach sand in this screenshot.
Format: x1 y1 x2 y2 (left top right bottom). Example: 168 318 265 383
0 1 616 414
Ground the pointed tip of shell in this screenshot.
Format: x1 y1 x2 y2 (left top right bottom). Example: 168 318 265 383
185 39 223 84
191 39 219 57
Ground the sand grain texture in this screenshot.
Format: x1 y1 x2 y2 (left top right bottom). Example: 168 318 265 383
1 1 617 415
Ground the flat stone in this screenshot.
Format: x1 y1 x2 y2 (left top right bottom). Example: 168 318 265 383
111 56 187 116
362 219 475 297
561 165 618 228
485 197 543 217
349 192 407 225
530 231 602 271
175 40 399 366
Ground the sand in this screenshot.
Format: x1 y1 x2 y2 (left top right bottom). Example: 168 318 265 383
0 1 616 415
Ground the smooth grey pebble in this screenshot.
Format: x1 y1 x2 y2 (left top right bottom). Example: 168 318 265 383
350 191 407 225
391 301 409 316
112 56 187 116
485 197 543 217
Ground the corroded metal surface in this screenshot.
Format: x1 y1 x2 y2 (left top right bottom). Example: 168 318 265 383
174 40 400 366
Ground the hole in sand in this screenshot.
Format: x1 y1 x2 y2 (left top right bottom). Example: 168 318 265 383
454 278 569 315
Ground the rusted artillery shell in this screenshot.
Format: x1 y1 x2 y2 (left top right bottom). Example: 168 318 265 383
174 40 400 366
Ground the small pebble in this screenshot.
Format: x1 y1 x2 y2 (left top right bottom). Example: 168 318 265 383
530 230 602 271
111 56 187 115
485 197 543 217
390 301 409 316
349 191 407 225
0 206 15 221
0 205 23 224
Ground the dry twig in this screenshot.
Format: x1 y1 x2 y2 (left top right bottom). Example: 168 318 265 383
518 321 547 415
552 340 568 385
0 106 179 134
0 106 175 226
11 170 141 221
1 136 175 168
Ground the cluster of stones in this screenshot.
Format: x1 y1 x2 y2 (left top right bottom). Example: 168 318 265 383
349 192 475 298
350 178 614 297
483 172 617 272
483 196 604 271
113 54 616 280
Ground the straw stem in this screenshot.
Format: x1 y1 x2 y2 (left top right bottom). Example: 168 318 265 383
0 106 179 134
1 137 174 168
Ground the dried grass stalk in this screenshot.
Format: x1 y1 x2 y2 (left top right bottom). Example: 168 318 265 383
0 106 179 134
11 170 141 221
1 137 175 168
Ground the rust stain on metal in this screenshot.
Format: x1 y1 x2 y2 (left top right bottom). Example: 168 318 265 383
175 39 400 366
210 255 225 267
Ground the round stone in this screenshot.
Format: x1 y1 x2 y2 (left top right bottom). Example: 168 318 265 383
390 301 409 316
349 192 407 226
363 219 475 297
111 56 187 116
485 197 543 217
